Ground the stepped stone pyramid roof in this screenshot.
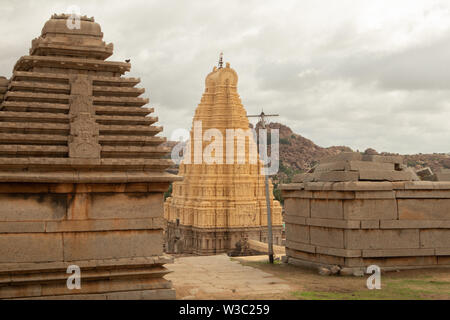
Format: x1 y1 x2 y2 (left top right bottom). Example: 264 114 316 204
0 14 178 183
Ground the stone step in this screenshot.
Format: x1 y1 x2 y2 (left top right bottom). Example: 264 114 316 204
14 55 130 75
0 122 69 134
0 157 173 170
0 144 67 156
93 96 149 107
0 111 69 123
95 114 157 126
0 133 67 145
99 125 162 136
5 91 70 104
8 81 70 95
1 101 69 113
101 145 170 158
93 85 145 97
12 71 140 88
94 106 153 116
99 135 166 146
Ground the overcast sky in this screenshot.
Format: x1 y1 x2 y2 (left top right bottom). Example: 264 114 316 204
1 0 450 154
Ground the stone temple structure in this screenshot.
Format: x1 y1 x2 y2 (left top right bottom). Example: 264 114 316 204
164 63 283 255
281 152 450 274
0 14 180 299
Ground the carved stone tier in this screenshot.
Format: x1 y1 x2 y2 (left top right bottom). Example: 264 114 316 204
0 14 179 300
164 64 282 255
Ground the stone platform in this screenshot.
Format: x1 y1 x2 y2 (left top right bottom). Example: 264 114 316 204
281 181 450 273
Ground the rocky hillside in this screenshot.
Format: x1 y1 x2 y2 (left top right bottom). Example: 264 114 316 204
254 122 352 184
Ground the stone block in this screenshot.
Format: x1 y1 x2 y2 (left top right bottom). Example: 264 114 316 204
330 181 394 191
362 248 435 258
0 194 66 221
315 161 346 172
345 229 419 250
312 191 355 199
90 192 163 219
62 230 163 261
436 248 450 256
320 153 362 163
315 246 361 257
285 240 315 253
436 172 450 181
380 220 450 229
317 171 359 182
345 161 395 171
310 199 343 219
360 220 379 229
0 233 63 263
361 154 403 164
343 199 397 220
359 170 413 181
284 198 310 217
285 223 309 244
420 229 450 248
306 218 360 229
286 248 345 266
396 190 450 198
283 214 306 225
398 199 450 220
0 221 45 233
310 226 344 248
45 218 163 233
354 190 395 199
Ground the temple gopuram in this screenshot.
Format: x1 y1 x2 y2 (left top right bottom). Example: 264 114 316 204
164 62 283 255
0 14 179 299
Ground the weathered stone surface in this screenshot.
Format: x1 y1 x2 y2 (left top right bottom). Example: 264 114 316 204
90 192 163 219
310 227 344 249
306 218 360 229
345 229 420 250
0 194 66 221
420 229 450 248
0 233 63 263
310 199 343 219
346 161 395 172
284 198 310 217
316 171 359 182
285 223 309 244
362 248 435 258
398 199 450 220
359 170 414 181
285 239 315 253
63 230 162 261
361 220 380 229
344 199 397 220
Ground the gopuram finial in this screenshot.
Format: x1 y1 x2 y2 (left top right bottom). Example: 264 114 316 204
218 52 223 69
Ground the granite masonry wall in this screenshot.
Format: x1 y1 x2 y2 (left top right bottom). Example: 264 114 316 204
281 181 450 272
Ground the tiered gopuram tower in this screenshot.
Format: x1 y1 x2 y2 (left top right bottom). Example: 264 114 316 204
164 62 283 255
0 14 179 299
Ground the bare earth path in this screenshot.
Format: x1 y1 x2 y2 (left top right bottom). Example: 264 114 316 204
165 254 294 299
166 254 450 300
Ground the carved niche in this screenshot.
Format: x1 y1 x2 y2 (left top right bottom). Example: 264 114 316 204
68 75 101 159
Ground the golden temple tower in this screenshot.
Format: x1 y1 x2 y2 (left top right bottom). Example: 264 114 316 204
164 61 283 255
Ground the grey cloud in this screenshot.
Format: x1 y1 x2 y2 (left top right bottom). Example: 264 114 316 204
1 0 450 154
